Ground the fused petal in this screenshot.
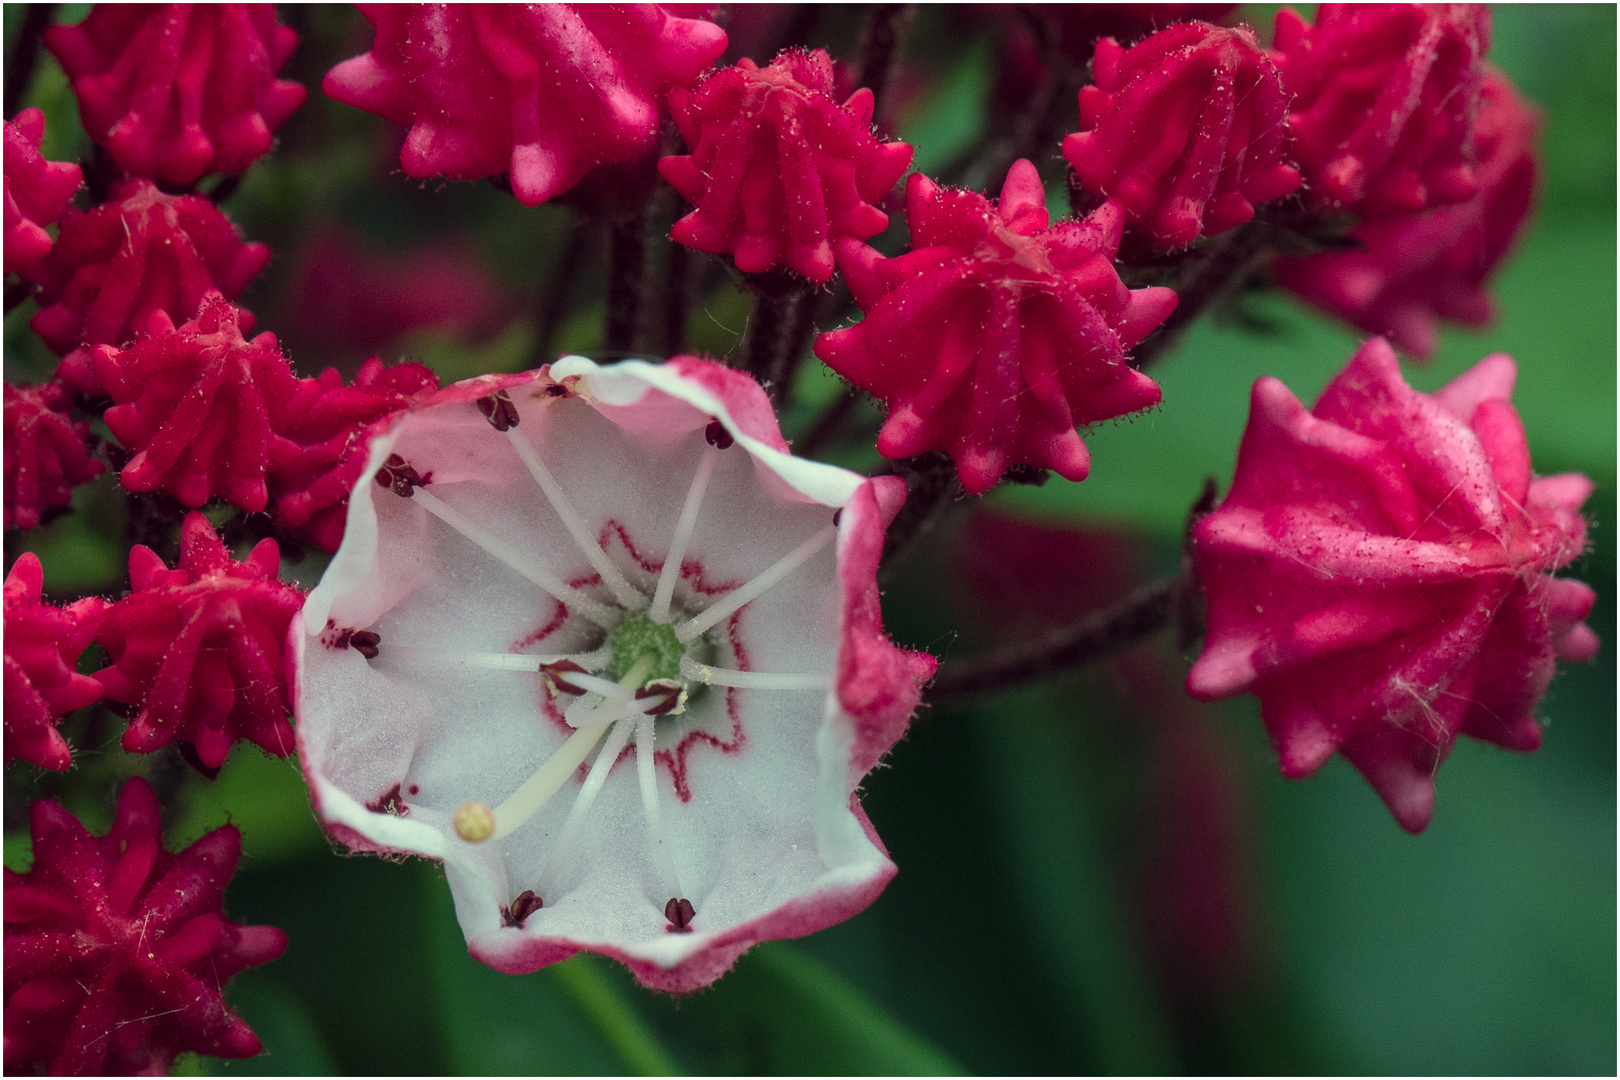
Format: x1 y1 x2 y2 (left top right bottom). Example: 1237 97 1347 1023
295 357 930 991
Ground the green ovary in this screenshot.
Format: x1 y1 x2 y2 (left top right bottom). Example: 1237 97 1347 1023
605 613 686 685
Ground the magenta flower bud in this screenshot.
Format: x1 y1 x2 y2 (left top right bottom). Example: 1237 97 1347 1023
4 381 104 533
94 512 305 770
44 4 305 186
3 553 105 771
1272 3 1490 217
269 355 442 553
3 108 81 275
323 4 727 207
1062 22 1300 248
660 48 914 283
92 293 304 514
3 777 287 1075
30 178 269 396
1189 338 1597 833
1277 69 1538 359
814 161 1178 494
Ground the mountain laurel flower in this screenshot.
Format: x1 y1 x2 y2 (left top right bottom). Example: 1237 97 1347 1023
95 512 305 770
4 381 105 533
44 4 305 186
269 356 442 553
294 356 934 992
31 179 268 397
3 777 287 1075
814 160 1178 494
324 4 727 207
1272 3 1490 218
1061 22 1300 249
93 293 304 514
1188 338 1597 832
660 48 914 283
1277 69 1538 359
3 553 105 771
3 108 81 275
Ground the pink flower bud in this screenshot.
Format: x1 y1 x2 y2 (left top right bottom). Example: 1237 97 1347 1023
814 161 1178 494
4 381 104 532
1189 338 1597 832
1277 69 1538 359
30 179 269 396
323 4 727 207
660 48 914 283
1062 22 1300 248
94 512 305 770
268 356 442 552
44 4 305 186
93 294 304 514
3 553 105 771
3 108 81 275
1272 3 1490 217
3 777 286 1074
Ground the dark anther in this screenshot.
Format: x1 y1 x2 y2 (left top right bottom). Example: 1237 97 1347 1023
367 783 410 817
502 889 543 927
349 630 381 660
544 383 570 397
541 659 589 696
704 419 734 449
832 508 842 526
476 390 520 431
374 453 426 497
1003 464 1050 487
636 680 683 715
665 896 696 932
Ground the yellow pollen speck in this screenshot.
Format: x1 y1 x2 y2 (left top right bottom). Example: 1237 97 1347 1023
453 801 496 843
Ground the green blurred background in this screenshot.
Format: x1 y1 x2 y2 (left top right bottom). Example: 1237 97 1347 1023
4 4 1613 1074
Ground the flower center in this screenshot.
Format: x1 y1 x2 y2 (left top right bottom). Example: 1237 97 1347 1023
605 612 685 686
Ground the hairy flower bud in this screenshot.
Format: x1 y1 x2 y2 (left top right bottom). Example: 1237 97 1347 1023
3 553 105 771
1189 339 1596 831
324 4 727 206
4 778 286 1074
815 161 1177 494
44 4 305 185
93 293 304 513
4 381 104 532
31 179 268 396
661 48 913 283
3 108 81 274
1062 22 1300 248
94 512 305 770
1277 69 1538 358
1272 3 1490 217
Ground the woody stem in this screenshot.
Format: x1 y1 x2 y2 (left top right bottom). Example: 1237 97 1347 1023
742 273 817 405
1131 218 1275 369
927 571 1188 703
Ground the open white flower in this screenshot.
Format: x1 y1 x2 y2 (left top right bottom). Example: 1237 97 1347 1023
292 356 934 991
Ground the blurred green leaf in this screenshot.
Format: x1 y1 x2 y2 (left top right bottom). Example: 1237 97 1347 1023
896 38 993 177
168 747 327 864
675 941 967 1075
422 877 675 1075
205 972 340 1076
968 692 1177 1075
